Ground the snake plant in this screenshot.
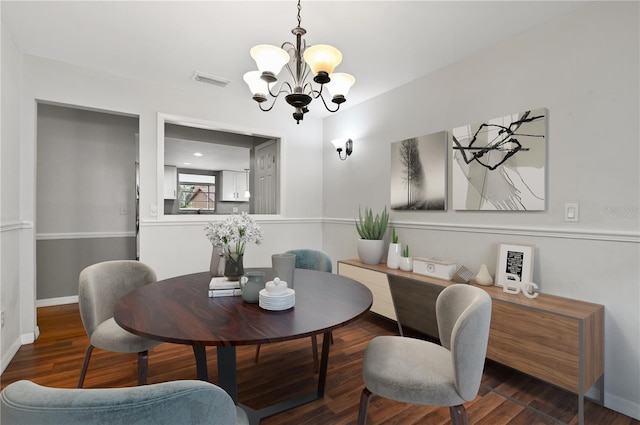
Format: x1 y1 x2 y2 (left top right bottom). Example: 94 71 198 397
355 206 389 240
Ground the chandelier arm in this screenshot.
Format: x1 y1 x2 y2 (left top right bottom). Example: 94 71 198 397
267 81 293 98
258 85 295 112
313 89 341 113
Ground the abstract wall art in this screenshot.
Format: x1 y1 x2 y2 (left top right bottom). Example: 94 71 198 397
390 131 447 211
452 108 547 211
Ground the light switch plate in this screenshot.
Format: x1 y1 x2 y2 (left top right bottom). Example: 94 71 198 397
565 203 579 222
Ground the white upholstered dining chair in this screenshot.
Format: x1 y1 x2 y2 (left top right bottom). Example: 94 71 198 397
77 260 161 387
357 284 492 425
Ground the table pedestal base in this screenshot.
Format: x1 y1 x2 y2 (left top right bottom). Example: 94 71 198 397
193 332 331 425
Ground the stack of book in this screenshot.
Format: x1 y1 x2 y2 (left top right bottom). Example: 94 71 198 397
208 277 242 297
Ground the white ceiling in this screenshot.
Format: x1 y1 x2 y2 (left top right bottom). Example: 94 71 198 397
2 0 590 119
164 136 251 171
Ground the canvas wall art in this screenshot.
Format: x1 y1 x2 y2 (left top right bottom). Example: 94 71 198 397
452 108 546 211
390 131 447 211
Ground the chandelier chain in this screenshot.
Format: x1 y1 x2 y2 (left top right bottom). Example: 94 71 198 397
297 0 302 28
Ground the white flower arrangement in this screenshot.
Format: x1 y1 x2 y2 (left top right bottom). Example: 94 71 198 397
205 212 263 256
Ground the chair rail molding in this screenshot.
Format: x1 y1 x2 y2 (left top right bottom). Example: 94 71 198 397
36 231 136 240
1 220 33 232
323 217 640 244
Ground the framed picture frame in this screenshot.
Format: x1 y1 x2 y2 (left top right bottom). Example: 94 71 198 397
495 243 535 287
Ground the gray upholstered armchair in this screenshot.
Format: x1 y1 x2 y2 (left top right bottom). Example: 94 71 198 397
1 380 249 425
77 260 161 387
285 249 333 273
357 284 492 424
255 249 333 371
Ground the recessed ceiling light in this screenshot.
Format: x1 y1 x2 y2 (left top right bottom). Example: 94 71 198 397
184 162 192 165
193 152 203 157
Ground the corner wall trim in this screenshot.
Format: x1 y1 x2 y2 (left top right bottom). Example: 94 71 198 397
1 221 33 232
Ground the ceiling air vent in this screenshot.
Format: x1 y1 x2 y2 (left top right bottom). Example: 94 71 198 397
191 71 230 87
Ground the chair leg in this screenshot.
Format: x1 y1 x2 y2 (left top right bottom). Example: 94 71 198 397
357 387 373 425
254 344 262 363
449 404 469 425
77 344 95 388
137 350 149 386
311 335 319 372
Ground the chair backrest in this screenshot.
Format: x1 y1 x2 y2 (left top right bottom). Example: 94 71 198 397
78 260 157 337
0 379 242 425
435 284 492 401
285 249 332 273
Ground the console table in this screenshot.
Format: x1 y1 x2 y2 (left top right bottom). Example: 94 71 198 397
338 259 604 425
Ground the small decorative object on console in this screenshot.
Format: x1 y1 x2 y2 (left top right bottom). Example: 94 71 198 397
452 265 474 284
398 245 413 272
475 264 494 286
413 257 457 280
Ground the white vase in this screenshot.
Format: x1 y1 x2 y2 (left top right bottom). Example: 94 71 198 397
386 243 402 269
399 256 413 272
475 264 494 286
357 239 385 265
209 245 225 277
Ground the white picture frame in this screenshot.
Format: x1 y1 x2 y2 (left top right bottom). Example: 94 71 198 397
495 243 535 287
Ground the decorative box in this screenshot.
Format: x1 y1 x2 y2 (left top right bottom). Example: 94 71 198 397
412 257 457 281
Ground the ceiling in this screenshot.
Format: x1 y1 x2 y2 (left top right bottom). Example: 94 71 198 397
2 1 589 120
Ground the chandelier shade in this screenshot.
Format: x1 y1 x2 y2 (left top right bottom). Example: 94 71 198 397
243 71 270 102
303 44 342 76
250 45 290 81
243 0 355 124
325 73 356 101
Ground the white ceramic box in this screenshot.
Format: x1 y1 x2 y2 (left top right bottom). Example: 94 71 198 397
413 257 457 280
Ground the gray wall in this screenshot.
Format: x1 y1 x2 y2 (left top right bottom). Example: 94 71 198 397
321 2 639 418
36 237 136 299
36 104 139 300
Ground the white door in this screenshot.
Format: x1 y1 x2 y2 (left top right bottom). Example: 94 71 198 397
255 140 278 214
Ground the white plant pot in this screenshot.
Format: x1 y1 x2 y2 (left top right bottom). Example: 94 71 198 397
386 243 402 269
399 256 413 272
357 239 385 265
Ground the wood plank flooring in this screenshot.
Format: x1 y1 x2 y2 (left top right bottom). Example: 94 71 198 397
1 304 636 425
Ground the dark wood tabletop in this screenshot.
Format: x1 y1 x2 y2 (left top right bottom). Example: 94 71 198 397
114 268 373 347
113 268 372 424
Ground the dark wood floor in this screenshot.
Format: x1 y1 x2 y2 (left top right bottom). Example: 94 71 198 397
1 304 636 425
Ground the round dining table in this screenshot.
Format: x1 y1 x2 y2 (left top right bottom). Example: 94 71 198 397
114 268 372 424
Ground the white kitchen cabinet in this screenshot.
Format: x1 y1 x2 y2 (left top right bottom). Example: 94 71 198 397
163 165 177 199
221 170 248 202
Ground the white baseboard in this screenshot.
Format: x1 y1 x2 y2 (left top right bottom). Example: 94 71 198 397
606 392 640 421
36 295 79 307
1 336 22 374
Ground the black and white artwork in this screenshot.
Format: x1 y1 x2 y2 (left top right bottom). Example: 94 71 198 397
495 243 535 287
390 131 447 211
452 108 546 211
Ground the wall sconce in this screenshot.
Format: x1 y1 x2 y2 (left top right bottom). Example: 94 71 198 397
331 138 353 161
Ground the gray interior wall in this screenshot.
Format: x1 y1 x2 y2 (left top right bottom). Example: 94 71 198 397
321 2 639 418
36 237 136 299
36 104 139 300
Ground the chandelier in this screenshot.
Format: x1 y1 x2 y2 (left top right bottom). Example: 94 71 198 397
243 0 355 124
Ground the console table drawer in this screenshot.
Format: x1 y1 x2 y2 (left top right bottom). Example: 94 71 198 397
338 263 396 320
489 300 581 392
